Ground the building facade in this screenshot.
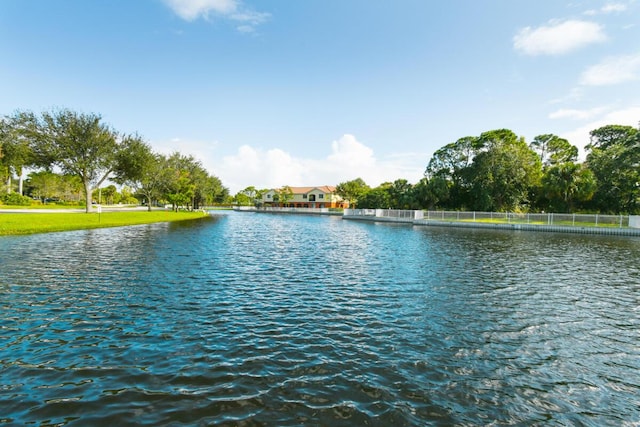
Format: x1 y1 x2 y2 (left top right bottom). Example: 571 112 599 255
262 186 348 209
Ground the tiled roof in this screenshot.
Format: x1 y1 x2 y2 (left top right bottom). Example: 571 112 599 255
286 186 336 194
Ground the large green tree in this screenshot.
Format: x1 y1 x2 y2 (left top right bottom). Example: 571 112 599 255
388 179 413 209
0 116 34 194
586 124 640 213
357 183 392 209
111 137 167 210
161 152 227 210
530 134 578 166
336 178 370 208
542 163 596 212
466 129 542 211
424 136 479 209
25 171 83 203
234 186 263 206
13 109 141 212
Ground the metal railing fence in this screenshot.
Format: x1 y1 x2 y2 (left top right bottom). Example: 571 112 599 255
423 211 629 227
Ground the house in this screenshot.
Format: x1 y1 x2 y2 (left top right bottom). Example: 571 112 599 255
262 186 349 208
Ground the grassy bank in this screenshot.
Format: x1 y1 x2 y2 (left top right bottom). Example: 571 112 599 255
0 210 209 236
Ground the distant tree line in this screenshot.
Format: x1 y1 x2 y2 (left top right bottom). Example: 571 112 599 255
0 109 228 212
335 125 639 214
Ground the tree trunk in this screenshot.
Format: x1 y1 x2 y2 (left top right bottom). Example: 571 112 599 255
6 176 10 194
17 166 23 195
84 180 93 213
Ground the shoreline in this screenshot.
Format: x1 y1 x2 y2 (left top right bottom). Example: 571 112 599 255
344 215 640 237
0 209 209 236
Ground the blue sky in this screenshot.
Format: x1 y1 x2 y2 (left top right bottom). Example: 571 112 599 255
1 0 639 193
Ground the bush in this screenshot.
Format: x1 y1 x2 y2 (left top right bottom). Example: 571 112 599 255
1 193 33 206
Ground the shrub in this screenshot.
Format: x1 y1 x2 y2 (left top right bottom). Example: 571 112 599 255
1 193 33 206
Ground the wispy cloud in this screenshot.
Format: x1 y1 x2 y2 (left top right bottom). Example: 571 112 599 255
513 20 607 56
584 2 628 15
212 134 426 194
163 0 238 20
580 53 640 85
163 0 269 32
549 107 610 120
561 106 640 157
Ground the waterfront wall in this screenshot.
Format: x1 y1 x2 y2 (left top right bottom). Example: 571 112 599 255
234 207 640 236
343 209 640 237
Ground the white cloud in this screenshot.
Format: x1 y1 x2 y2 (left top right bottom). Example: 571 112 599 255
163 0 238 20
585 3 628 15
602 3 628 13
580 53 640 85
549 87 585 104
548 106 609 120
327 134 376 168
513 20 607 56
214 134 426 194
163 0 269 32
560 106 640 157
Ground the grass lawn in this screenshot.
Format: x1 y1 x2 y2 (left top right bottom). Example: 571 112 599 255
0 204 82 210
0 210 209 236
461 218 624 228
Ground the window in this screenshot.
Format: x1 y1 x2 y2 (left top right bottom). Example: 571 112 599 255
309 195 316 201
267 194 271 198
319 194 324 199
303 194 307 199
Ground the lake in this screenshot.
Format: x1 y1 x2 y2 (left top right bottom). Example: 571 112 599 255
1 211 639 426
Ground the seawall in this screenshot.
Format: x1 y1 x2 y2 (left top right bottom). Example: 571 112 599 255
342 215 640 237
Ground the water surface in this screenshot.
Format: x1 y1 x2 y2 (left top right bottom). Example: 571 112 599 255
1 212 639 425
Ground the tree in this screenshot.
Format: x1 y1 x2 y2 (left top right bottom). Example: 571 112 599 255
273 185 293 206
14 109 138 212
100 185 118 205
415 176 450 210
466 129 542 211
160 152 227 210
235 186 263 206
25 171 83 203
530 134 578 166
357 183 392 209
25 170 58 203
424 136 479 209
388 179 413 209
542 163 596 212
0 116 34 194
335 178 369 208
586 125 640 213
112 140 169 211
588 125 637 150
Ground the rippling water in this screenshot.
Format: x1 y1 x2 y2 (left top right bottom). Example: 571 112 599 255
1 212 639 425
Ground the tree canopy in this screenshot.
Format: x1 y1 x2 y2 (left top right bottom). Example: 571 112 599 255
1 108 228 211
338 124 640 214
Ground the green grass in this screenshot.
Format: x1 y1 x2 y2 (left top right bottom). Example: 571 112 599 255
0 204 82 210
460 218 624 228
0 210 209 236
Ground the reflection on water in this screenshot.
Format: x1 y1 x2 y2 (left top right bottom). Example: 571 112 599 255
1 213 639 425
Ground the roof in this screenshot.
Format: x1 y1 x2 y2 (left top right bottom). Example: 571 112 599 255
277 186 337 194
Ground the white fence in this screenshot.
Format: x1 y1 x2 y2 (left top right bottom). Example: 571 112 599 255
237 206 637 229
344 209 424 222
423 211 629 228
344 209 630 228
